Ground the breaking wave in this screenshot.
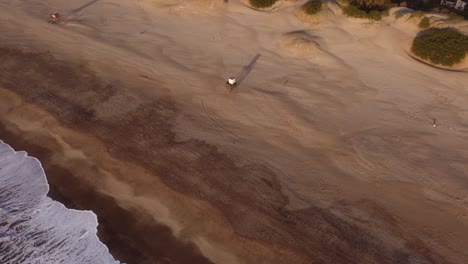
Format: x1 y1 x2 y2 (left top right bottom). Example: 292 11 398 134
0 140 120 264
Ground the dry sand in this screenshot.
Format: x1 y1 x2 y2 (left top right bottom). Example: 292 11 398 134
1 0 468 263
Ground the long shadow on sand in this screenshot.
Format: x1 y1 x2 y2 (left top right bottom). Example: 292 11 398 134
234 53 261 89
71 0 100 14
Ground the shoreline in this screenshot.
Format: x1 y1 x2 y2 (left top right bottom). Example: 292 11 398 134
0 123 212 264
0 140 119 264
0 46 315 264
0 84 307 264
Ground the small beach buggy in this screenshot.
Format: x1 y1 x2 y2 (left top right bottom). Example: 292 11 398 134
49 13 61 24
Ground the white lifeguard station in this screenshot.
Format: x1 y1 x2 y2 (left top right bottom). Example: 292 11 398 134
225 77 237 93
227 77 236 86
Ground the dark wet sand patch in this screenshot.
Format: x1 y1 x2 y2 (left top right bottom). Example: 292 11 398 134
0 122 213 264
0 47 451 264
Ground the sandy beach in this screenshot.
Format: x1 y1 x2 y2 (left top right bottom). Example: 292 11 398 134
1 0 468 263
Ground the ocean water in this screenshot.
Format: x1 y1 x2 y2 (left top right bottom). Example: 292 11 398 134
0 140 120 264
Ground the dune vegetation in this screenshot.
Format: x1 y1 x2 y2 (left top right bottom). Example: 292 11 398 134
393 0 468 20
341 0 392 20
249 0 278 8
354 0 392 10
301 0 323 16
412 28 468 66
418 17 430 29
410 10 425 19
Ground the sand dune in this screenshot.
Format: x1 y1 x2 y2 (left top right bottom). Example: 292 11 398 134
1 0 468 263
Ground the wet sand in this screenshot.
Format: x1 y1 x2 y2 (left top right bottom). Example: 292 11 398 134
0 98 213 264
0 44 311 263
0 45 463 263
0 48 309 264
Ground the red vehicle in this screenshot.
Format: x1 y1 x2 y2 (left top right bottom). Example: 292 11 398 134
49 12 61 23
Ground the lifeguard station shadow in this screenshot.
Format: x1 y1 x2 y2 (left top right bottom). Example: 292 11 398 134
70 0 100 14
233 53 261 89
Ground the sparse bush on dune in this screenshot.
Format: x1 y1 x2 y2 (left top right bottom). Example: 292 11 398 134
447 12 464 20
354 0 392 11
380 9 389 16
409 10 425 19
395 12 405 19
301 0 323 15
368 10 382 20
395 0 467 20
249 0 278 8
418 17 430 28
341 0 391 20
411 28 468 66
342 2 387 20
392 0 433 12
343 4 369 18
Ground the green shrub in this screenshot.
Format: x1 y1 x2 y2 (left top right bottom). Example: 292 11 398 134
418 17 430 29
395 12 405 19
342 2 387 20
380 9 389 17
354 0 391 10
440 8 450 14
343 4 369 18
447 12 464 20
411 28 468 66
249 0 278 8
369 10 382 20
410 11 425 19
302 0 323 15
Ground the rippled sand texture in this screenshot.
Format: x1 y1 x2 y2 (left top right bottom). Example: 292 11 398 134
1 0 468 264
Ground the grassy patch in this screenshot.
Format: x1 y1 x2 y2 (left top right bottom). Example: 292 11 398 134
411 28 468 66
409 11 425 19
380 9 390 17
418 17 430 29
249 0 278 8
447 12 464 20
396 0 467 20
395 12 405 19
342 2 388 20
301 0 323 15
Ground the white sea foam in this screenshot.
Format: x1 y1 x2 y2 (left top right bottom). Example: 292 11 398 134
0 140 121 264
